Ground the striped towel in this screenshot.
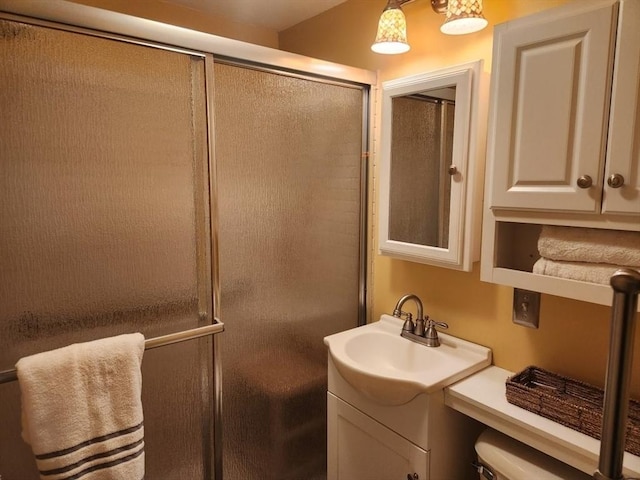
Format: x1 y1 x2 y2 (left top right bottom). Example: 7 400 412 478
16 333 145 480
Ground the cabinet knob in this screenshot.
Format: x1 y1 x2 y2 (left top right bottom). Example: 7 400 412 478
607 173 625 188
448 165 458 175
576 175 593 189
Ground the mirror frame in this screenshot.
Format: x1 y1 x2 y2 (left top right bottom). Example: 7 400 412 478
378 60 486 271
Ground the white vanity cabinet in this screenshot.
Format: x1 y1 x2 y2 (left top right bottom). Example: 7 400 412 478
327 355 483 480
328 393 429 480
487 0 638 216
481 0 640 307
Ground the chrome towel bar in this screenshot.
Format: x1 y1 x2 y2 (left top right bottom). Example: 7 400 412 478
0 320 224 385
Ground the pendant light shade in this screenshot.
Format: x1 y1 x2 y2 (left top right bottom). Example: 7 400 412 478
371 1 410 54
440 0 488 35
370 0 489 55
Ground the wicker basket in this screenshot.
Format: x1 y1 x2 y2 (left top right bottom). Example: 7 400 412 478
505 366 640 456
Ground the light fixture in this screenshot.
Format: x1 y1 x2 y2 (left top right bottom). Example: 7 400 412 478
371 0 410 55
440 0 488 35
371 0 488 54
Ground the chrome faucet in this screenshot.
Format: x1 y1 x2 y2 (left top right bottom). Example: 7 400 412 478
392 293 448 347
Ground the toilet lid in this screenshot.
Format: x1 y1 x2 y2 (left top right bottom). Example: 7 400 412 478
475 429 592 480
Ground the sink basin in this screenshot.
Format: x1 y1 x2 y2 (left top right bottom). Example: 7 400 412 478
324 314 491 405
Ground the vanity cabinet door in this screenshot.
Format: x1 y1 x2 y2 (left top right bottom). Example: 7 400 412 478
602 0 640 216
487 0 617 213
327 393 429 480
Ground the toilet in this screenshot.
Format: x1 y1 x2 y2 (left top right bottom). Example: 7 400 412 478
474 428 593 480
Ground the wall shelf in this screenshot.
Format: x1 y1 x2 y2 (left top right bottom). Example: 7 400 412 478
445 366 640 478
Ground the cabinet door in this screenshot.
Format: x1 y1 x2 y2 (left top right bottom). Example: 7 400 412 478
488 0 617 212
602 0 640 216
378 61 485 271
327 393 429 480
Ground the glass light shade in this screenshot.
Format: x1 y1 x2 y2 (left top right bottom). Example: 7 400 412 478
371 7 410 54
440 0 488 35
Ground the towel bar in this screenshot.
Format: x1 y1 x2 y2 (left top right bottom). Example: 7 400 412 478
0 320 224 385
596 269 640 480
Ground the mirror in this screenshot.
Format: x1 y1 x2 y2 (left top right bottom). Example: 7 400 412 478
389 87 456 249
378 60 486 271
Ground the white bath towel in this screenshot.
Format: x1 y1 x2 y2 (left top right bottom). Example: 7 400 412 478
16 333 145 480
533 257 640 285
538 225 640 267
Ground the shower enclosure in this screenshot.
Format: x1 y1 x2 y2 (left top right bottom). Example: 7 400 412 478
0 2 373 479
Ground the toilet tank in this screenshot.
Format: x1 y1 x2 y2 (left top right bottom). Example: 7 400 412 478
474 429 593 480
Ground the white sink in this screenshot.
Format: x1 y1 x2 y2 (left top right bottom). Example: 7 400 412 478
324 314 492 406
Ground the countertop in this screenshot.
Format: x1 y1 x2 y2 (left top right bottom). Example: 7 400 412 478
444 366 640 478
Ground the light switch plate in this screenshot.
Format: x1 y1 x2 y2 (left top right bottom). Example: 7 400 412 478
513 288 540 328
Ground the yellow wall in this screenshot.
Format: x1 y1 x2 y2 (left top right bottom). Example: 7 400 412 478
280 0 640 396
69 0 278 48
60 0 640 395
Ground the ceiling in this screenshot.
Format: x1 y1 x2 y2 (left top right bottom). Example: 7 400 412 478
162 0 349 31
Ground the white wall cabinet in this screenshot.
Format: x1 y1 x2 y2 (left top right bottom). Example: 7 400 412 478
488 0 618 213
378 61 487 271
602 0 640 215
481 0 640 307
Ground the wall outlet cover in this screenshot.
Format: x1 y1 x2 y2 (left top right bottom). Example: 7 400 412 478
513 288 540 328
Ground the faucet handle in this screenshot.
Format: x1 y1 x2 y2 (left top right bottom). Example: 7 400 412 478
423 317 448 347
398 312 414 333
426 318 448 330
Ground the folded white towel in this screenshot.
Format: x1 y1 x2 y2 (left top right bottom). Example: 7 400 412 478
538 225 640 267
16 333 145 480
533 257 639 285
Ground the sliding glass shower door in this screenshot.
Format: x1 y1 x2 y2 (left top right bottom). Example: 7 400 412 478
0 19 216 479
213 62 367 480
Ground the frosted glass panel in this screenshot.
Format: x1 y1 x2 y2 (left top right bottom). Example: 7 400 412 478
0 20 212 479
214 62 365 480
